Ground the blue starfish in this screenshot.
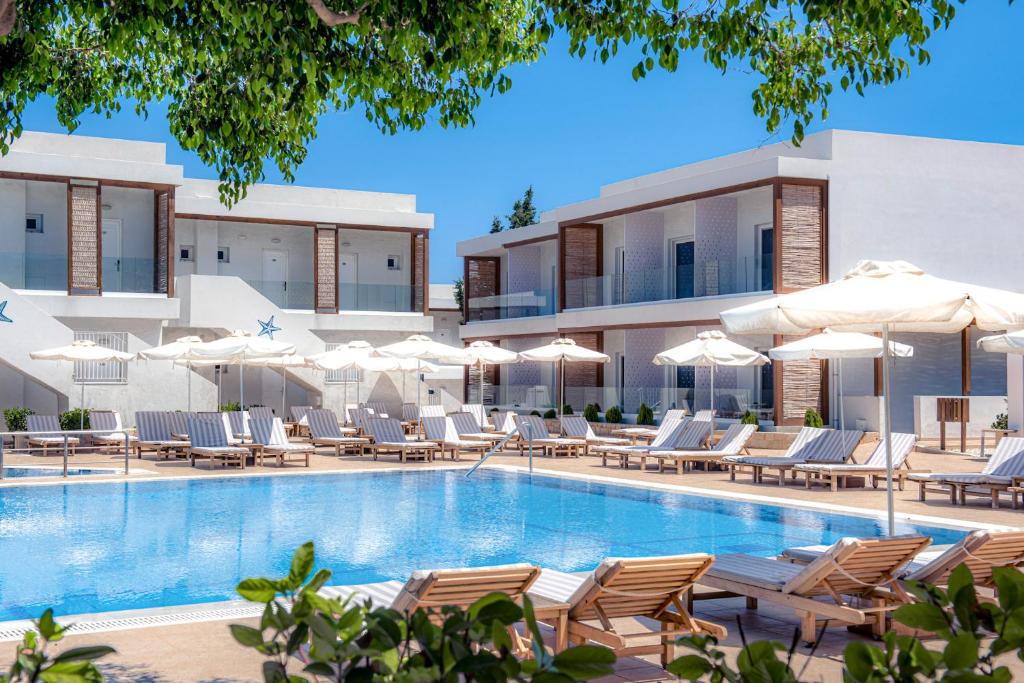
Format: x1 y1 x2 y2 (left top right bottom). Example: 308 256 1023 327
0 300 11 324
257 315 281 339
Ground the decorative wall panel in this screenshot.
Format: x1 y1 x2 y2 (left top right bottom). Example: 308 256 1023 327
69 184 100 294
780 334 824 423
508 244 542 294
466 256 500 321
154 189 170 294
411 232 427 312
780 184 824 290
695 196 737 297
314 225 338 313
624 328 665 391
622 213 664 303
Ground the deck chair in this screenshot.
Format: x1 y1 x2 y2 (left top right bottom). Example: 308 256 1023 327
89 410 137 451
910 436 1024 509
699 535 931 644
692 409 714 422
783 530 1024 590
423 416 490 461
249 406 274 421
653 423 757 474
325 564 543 653
616 420 714 471
610 408 687 442
419 404 446 419
26 415 78 456
135 411 190 459
491 411 517 434
401 403 419 422
528 555 726 666
797 433 918 491
307 409 369 456
724 428 863 486
461 404 494 431
187 415 247 469
513 414 586 458
366 401 390 418
250 417 313 467
166 411 191 439
366 417 438 462
560 415 630 453
227 411 251 440
0 412 9 448
593 418 687 468
450 412 504 446
197 412 244 445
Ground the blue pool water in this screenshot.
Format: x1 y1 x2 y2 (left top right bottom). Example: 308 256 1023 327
2 467 112 479
0 469 966 621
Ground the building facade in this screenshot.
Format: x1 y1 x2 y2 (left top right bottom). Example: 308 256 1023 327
457 130 1024 434
0 131 457 418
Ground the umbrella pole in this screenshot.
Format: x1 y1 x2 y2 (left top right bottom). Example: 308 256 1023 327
80 381 85 430
479 359 485 417
187 361 192 413
240 357 245 410
881 324 896 536
417 359 422 430
710 366 715 432
280 367 286 420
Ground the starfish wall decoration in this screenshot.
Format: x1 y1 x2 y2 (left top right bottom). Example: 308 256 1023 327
257 315 281 339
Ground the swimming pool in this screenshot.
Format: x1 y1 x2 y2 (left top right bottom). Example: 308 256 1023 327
0 468 966 622
1 467 113 479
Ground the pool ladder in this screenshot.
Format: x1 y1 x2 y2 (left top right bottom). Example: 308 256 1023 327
465 422 533 478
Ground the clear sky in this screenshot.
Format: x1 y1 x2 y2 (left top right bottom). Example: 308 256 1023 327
15 2 1022 283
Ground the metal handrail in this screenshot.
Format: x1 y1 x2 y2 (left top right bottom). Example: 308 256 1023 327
0 428 132 480
465 422 533 477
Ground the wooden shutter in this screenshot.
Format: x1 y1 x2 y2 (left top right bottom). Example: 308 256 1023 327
314 225 338 313
779 334 825 424
465 256 500 321
563 332 601 388
154 189 172 295
560 224 601 310
411 231 427 313
779 183 825 291
68 182 101 295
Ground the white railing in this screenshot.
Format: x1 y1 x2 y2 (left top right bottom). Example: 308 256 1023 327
0 428 132 479
73 332 128 384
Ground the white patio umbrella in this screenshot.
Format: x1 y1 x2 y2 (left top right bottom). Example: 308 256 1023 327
378 335 470 422
308 341 378 411
721 259 1024 534
31 339 136 428
769 329 913 446
518 338 610 416
246 355 311 420
977 329 1024 354
189 330 296 408
653 331 769 430
444 341 519 415
138 335 207 411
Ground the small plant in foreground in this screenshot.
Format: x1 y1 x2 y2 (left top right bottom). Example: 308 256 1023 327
993 413 1009 430
219 401 241 412
59 408 90 431
803 408 823 428
543 409 557 419
605 406 623 423
740 410 760 426
0 609 114 683
583 403 600 422
636 403 655 426
3 407 33 432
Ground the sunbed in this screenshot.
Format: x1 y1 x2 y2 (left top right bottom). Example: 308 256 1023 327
402 402 419 423
26 415 79 456
461 404 495 431
513 415 586 458
698 535 931 644
610 408 687 443
781 529 1024 590
226 411 250 440
307 409 370 456
365 417 439 462
652 423 757 474
134 411 190 459
796 433 918 491
250 417 313 467
0 413 10 448
723 428 863 486
560 415 630 453
89 410 137 451
594 417 687 466
289 405 312 424
249 406 274 421
910 436 1024 508
491 411 517 434
422 416 490 460
366 401 390 418
528 554 726 666
450 412 504 446
187 415 248 469
419 404 446 419
617 420 714 471
166 410 192 439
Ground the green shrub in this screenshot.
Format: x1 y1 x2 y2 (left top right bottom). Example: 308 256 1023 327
583 403 600 422
636 403 655 426
0 609 113 682
529 409 541 417
59 408 90 431
561 404 573 415
605 406 623 423
3 407 33 432
992 413 1009 430
543 409 557 419
803 408 824 428
230 543 616 683
219 401 241 413
740 410 760 426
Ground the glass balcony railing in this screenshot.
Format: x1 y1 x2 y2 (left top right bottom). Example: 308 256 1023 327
564 257 770 309
466 287 556 322
101 257 157 293
0 252 68 291
247 279 315 310
341 283 415 313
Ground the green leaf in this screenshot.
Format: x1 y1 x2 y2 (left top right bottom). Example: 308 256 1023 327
943 632 978 670
51 646 116 663
288 542 315 587
666 654 713 679
230 624 266 648
893 603 949 633
237 578 280 603
552 645 616 679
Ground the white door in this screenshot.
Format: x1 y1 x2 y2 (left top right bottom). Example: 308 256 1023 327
339 253 358 309
261 249 288 307
101 219 122 292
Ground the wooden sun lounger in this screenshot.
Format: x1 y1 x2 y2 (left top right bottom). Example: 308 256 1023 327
560 416 630 454
723 428 863 486
366 418 439 462
609 410 688 444
134 411 190 459
422 416 490 461
593 418 687 467
513 415 586 458
250 417 313 467
25 415 79 456
652 424 757 474
450 412 504 446
187 416 247 469
910 437 1024 509
528 555 726 667
795 433 918 491
697 535 930 644
307 409 370 456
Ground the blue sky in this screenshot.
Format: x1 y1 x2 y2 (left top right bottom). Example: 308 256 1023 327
17 2 1022 283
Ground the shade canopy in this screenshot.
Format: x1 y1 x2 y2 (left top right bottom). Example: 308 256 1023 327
190 329 296 360
451 340 520 366
721 260 1024 336
31 339 134 362
308 341 376 371
768 329 913 361
245 354 312 369
653 331 768 368
138 336 207 362
378 334 469 363
977 329 1024 355
518 337 610 363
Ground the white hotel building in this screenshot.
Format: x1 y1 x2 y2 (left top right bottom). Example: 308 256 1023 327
0 132 460 418
457 130 1024 436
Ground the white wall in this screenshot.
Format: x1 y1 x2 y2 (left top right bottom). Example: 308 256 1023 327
0 179 27 287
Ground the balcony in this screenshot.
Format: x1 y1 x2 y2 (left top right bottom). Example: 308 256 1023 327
0 253 160 294
466 287 556 322
341 283 416 313
246 279 315 311
564 258 770 309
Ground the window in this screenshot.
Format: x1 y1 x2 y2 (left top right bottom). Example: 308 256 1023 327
323 343 363 384
756 224 774 292
673 240 694 299
676 366 695 412
386 255 401 271
25 213 43 233
73 332 128 385
217 247 230 263
179 245 194 262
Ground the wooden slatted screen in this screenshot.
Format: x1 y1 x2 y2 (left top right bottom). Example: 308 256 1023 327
68 183 101 295
779 184 824 290
561 224 600 309
466 257 500 321
411 232 427 313
154 189 170 294
780 335 825 423
314 225 338 313
563 332 601 389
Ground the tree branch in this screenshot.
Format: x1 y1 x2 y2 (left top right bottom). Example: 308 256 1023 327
0 0 16 37
305 0 361 27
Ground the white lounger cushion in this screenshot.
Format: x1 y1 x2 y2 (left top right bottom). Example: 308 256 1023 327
528 569 589 603
706 554 805 591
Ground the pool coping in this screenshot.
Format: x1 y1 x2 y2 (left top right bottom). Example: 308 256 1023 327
0 461 1017 640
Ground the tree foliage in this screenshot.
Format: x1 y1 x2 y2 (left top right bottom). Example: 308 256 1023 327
0 1 979 203
489 186 538 232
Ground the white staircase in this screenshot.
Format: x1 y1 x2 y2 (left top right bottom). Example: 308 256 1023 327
0 282 77 407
